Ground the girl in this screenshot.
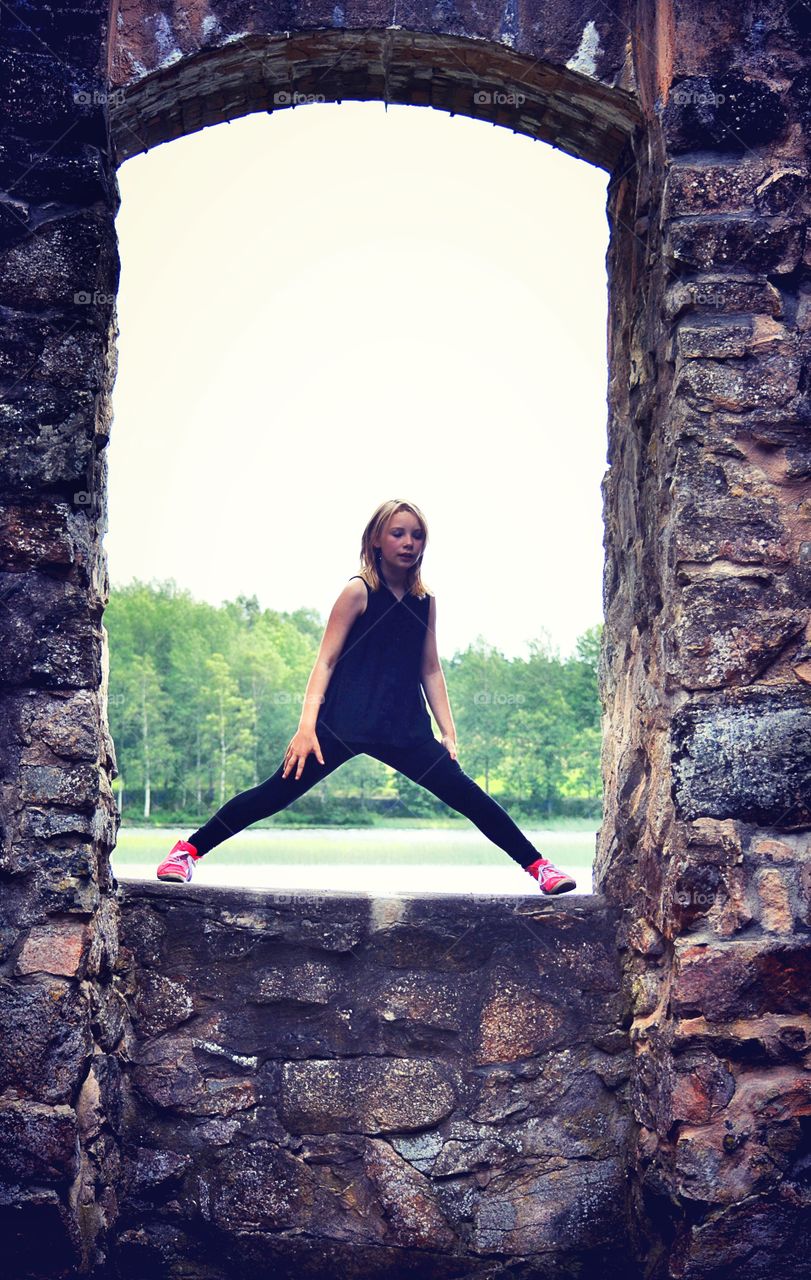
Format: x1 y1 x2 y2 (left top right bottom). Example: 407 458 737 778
156 499 577 894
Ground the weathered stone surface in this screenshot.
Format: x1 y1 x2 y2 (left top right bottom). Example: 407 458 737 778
132 972 195 1037
207 1140 363 1235
672 939 811 1021
663 275 783 321
0 978 92 1104
755 866 795 934
279 1057 457 1134
0 575 102 689
663 217 804 276
661 76 788 153
476 979 573 1063
671 1052 736 1125
252 959 340 1006
471 1157 628 1256
0 1102 79 1183
19 689 101 760
0 385 98 487
363 1137 456 1249
671 687 811 827
131 1037 258 1116
115 884 630 1274
0 211 116 310
15 918 92 977
662 159 804 219
667 575 804 688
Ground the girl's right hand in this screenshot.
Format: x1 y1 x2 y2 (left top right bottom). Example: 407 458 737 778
283 729 325 780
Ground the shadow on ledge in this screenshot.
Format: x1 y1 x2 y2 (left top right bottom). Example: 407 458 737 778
112 880 638 1279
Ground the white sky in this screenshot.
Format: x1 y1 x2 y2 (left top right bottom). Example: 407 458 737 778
107 101 610 662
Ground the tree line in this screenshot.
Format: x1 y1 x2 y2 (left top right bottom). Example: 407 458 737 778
105 579 603 824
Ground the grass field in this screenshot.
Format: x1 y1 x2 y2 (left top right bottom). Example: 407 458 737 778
112 824 598 894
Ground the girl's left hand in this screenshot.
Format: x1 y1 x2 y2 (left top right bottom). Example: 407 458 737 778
441 733 458 761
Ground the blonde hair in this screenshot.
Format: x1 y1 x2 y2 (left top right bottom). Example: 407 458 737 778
356 499 431 599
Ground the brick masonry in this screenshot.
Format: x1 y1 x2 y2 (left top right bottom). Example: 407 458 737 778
0 1 810 1277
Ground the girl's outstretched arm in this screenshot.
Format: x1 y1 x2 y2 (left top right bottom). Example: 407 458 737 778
283 578 367 779
419 595 458 760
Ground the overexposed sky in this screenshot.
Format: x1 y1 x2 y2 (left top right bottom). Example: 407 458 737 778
107 101 610 661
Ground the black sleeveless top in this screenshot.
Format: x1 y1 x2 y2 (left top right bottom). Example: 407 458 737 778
315 575 435 746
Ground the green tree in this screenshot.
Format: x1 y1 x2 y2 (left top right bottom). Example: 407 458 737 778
200 653 257 806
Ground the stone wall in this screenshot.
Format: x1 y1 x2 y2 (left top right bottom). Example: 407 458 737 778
112 882 633 1279
0 1 124 1273
1 1 810 1276
596 8 811 1272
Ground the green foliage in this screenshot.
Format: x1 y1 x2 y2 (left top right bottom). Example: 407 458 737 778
105 578 604 823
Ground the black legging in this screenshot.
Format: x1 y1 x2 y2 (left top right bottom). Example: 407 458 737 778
188 724 540 868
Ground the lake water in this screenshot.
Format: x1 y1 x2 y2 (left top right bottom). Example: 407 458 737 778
112 826 597 895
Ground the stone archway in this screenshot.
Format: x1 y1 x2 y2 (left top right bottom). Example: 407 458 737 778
1 2 810 1276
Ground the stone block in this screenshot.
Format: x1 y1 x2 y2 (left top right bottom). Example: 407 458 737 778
20 689 100 762
0 1101 78 1183
19 763 100 810
0 49 100 136
674 1065 811 1206
674 347 802 411
0 977 92 1104
471 1157 627 1256
664 216 804 275
671 1052 736 1124
279 1057 457 1134
671 687 811 827
662 276 782 321
0 574 101 689
666 576 804 689
672 940 811 1021
132 972 195 1038
0 134 113 208
0 385 96 486
476 982 573 1064
250 959 340 1006
0 838 100 914
0 210 116 310
0 500 88 574
207 1140 364 1238
662 75 788 153
0 313 107 391
662 158 807 218
754 866 795 934
131 1034 257 1116
15 919 92 977
363 1138 456 1250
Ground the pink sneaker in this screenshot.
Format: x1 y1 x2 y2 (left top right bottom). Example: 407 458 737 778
524 856 577 895
157 839 201 883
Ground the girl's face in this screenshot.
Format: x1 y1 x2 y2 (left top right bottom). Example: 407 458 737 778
376 512 425 572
